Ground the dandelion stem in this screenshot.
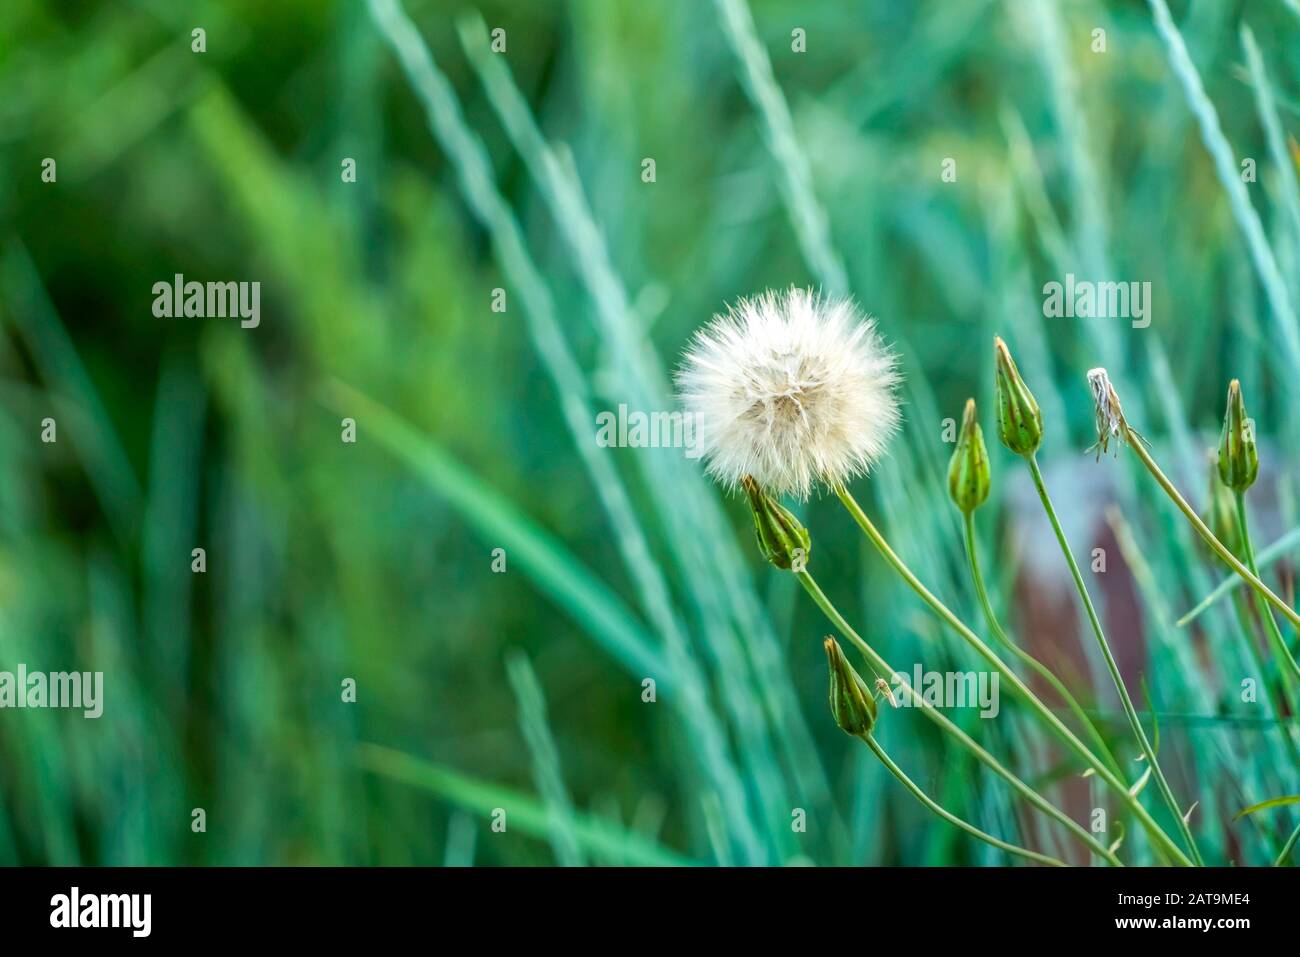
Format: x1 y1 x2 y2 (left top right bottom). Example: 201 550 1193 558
961 511 1123 779
1233 490 1300 690
833 483 1193 866
1124 424 1300 632
858 732 1066 866
795 569 1121 865
1024 455 1203 866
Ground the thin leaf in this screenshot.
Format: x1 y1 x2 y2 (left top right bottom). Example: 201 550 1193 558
1129 765 1153 798
1108 820 1126 855
1235 795 1300 821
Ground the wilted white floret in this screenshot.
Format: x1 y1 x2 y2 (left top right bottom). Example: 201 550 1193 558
676 288 901 499
1087 367 1125 459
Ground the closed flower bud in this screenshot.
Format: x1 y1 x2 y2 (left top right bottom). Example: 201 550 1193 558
948 398 991 513
824 637 877 736
1217 380 1258 493
993 337 1043 456
741 474 811 570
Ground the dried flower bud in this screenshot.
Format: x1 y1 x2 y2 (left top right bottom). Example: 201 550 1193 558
741 474 811 571
948 398 991 513
1086 368 1129 459
993 337 1043 456
1217 379 1258 493
824 637 877 736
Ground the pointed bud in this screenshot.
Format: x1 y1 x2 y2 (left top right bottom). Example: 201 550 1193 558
993 337 1043 455
1204 461 1245 561
1217 380 1258 493
824 637 877 736
741 474 811 570
948 398 991 513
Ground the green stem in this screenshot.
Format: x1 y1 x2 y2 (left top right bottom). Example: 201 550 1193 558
1228 590 1300 770
1230 590 1289 718
1177 526 1300 627
795 569 1121 866
1025 455 1202 866
1276 821 1300 866
859 733 1066 866
834 483 1191 866
962 511 1123 779
1233 489 1300 690
1126 426 1300 632
1222 534 1300 767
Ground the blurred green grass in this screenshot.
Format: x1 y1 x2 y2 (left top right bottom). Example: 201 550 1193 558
1 0 1299 865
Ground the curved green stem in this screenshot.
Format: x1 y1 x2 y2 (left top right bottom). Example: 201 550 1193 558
859 733 1066 866
833 483 1191 866
795 569 1121 866
962 510 1123 779
1234 490 1300 690
1125 426 1300 632
1024 455 1202 866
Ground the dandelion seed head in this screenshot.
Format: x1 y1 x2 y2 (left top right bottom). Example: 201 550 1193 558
676 288 901 499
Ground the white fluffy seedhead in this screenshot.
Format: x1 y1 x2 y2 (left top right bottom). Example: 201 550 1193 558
676 288 901 499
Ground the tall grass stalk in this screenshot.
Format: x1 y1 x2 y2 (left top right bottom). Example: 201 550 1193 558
505 651 586 866
1239 26 1300 261
1147 0 1300 380
710 0 849 295
1277 823 1300 866
366 0 775 862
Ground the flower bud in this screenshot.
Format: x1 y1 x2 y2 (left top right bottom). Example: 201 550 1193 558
948 398 991 513
1217 379 1258 493
993 337 1043 456
824 637 877 736
741 474 811 570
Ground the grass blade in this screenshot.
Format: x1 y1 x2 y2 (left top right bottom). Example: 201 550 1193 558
356 744 696 866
